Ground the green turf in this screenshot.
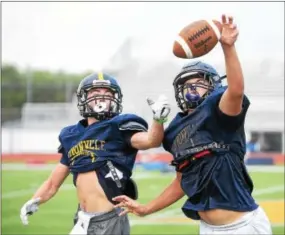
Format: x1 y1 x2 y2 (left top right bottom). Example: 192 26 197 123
131 225 285 235
2 166 284 234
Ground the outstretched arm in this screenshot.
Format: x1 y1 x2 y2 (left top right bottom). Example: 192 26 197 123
113 172 184 216
20 162 69 225
32 163 69 204
130 121 165 150
218 15 244 116
130 95 171 150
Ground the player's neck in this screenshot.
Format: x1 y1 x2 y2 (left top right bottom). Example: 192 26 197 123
188 109 195 114
87 118 99 126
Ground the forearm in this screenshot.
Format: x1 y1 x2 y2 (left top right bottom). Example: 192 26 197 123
131 121 164 149
147 120 164 147
144 177 185 215
131 94 170 150
32 180 58 204
222 45 244 96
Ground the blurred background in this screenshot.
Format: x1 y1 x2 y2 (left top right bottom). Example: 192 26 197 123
1 2 284 235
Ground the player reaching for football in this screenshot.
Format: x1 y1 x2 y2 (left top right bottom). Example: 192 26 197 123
113 15 272 235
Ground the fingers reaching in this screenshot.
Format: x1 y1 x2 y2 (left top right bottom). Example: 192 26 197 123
118 208 131 216
113 195 130 203
222 14 226 24
228 16 234 24
221 14 234 25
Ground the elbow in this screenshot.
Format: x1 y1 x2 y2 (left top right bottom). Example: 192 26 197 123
148 138 163 148
174 179 184 198
146 141 161 149
152 142 162 148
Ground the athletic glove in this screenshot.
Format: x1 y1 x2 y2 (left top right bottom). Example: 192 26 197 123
147 94 171 124
20 197 41 225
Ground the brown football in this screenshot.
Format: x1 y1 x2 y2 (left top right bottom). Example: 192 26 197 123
173 20 222 59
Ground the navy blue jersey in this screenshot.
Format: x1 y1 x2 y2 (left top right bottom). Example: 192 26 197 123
163 87 258 220
58 114 148 186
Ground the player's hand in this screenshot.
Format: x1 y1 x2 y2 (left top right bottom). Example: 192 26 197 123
147 94 171 124
219 14 239 47
20 197 41 225
113 195 148 217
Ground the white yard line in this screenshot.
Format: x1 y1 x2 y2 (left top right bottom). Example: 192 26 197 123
2 164 284 173
147 208 181 219
253 185 285 196
2 181 284 200
2 184 75 199
246 165 284 173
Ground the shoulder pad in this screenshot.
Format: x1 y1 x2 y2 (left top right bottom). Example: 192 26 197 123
57 144 64 153
116 114 148 131
119 121 147 132
59 122 81 138
59 126 72 138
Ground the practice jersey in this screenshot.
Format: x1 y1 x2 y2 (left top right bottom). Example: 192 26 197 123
58 114 148 186
163 87 258 220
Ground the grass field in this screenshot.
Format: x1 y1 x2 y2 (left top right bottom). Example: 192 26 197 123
2 164 285 235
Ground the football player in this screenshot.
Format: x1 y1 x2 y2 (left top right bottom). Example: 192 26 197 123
113 15 272 235
20 72 170 235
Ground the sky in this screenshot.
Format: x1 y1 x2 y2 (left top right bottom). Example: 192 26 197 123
2 2 284 73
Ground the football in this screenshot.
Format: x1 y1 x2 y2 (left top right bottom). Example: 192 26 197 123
173 20 222 59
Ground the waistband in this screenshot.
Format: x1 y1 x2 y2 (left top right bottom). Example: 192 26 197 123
79 208 119 223
171 150 211 171
200 207 259 231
